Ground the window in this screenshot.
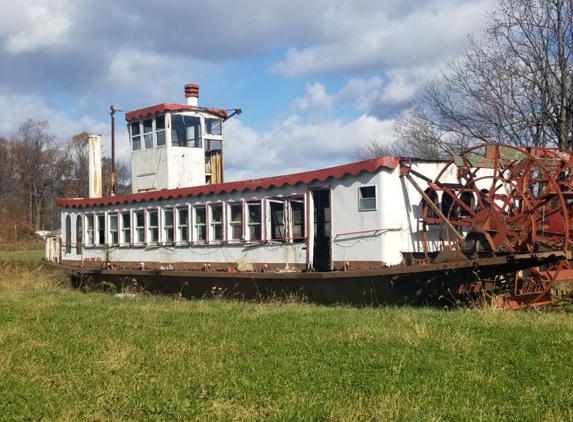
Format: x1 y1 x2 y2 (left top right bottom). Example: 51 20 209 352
247 202 261 241
171 115 202 148
359 186 376 211
109 214 118 245
76 215 82 254
86 214 94 245
423 189 439 219
229 203 243 241
177 207 189 242
290 199 305 241
206 118 222 136
134 211 144 244
195 206 206 241
97 215 105 245
130 122 141 151
121 212 131 244
164 208 174 243
65 215 72 253
156 115 166 147
459 192 475 217
270 200 285 241
143 118 153 149
148 209 159 243
210 204 223 241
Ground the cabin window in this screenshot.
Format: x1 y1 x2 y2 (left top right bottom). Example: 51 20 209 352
76 215 82 254
247 202 261 241
131 122 141 151
171 115 202 148
143 119 153 149
97 215 105 245
195 207 206 241
134 211 145 244
109 213 119 245
121 212 131 244
206 118 222 136
156 115 166 147
210 204 223 241
442 192 458 219
270 200 285 241
177 207 189 242
86 214 94 245
164 208 174 243
148 209 159 243
229 203 243 241
290 199 305 241
358 186 376 211
459 192 475 217
65 215 72 253
423 189 439 219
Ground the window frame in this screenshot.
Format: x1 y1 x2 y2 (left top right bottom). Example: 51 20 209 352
358 186 377 211
194 206 207 243
120 211 131 245
96 214 106 245
269 199 286 242
108 212 119 246
176 206 189 243
246 201 262 242
134 210 145 245
163 207 174 244
227 202 243 242
209 203 224 242
85 214 95 246
147 208 159 244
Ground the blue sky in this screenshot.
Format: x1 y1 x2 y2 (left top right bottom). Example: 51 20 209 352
0 0 494 181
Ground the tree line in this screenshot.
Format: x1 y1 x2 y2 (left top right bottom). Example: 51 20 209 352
358 0 573 159
0 119 129 242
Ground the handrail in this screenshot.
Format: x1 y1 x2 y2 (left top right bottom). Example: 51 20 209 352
334 228 401 239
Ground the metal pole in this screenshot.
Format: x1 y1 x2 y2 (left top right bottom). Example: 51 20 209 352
109 105 116 196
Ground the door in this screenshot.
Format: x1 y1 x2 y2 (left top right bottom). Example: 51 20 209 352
312 188 331 271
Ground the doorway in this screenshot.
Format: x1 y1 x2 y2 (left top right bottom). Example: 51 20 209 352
312 188 331 271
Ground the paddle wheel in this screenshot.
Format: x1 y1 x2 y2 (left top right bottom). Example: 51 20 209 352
403 144 573 308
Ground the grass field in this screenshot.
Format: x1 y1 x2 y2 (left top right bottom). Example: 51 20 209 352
1 253 573 421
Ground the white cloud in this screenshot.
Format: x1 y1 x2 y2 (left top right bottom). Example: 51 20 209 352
272 0 492 77
224 114 394 181
2 0 73 54
293 83 333 118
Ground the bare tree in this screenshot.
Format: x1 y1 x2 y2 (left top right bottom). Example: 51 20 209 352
358 0 573 159
12 120 69 230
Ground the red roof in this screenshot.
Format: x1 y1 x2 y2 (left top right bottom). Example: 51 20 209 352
125 103 228 121
56 157 399 208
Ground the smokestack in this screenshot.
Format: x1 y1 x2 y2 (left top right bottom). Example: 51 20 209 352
88 135 102 198
185 83 199 106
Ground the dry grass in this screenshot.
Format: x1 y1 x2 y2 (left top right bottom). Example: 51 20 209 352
1 254 573 420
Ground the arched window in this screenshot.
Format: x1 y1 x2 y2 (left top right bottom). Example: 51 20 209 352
76 215 82 254
65 215 71 254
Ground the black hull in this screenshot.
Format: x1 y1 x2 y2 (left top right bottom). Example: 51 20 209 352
44 251 566 306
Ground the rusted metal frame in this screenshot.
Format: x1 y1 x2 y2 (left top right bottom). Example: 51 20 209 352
402 173 465 243
456 154 482 193
523 259 566 309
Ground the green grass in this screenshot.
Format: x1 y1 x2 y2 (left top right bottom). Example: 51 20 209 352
0 239 44 262
1 260 573 421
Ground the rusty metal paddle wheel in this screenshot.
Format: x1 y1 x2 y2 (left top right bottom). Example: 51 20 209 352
405 144 573 308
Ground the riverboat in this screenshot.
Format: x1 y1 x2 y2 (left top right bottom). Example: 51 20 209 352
44 84 568 305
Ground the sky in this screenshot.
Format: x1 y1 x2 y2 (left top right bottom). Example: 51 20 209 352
0 0 495 181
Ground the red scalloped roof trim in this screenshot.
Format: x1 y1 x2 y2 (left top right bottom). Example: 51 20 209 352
125 103 228 121
56 156 399 208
